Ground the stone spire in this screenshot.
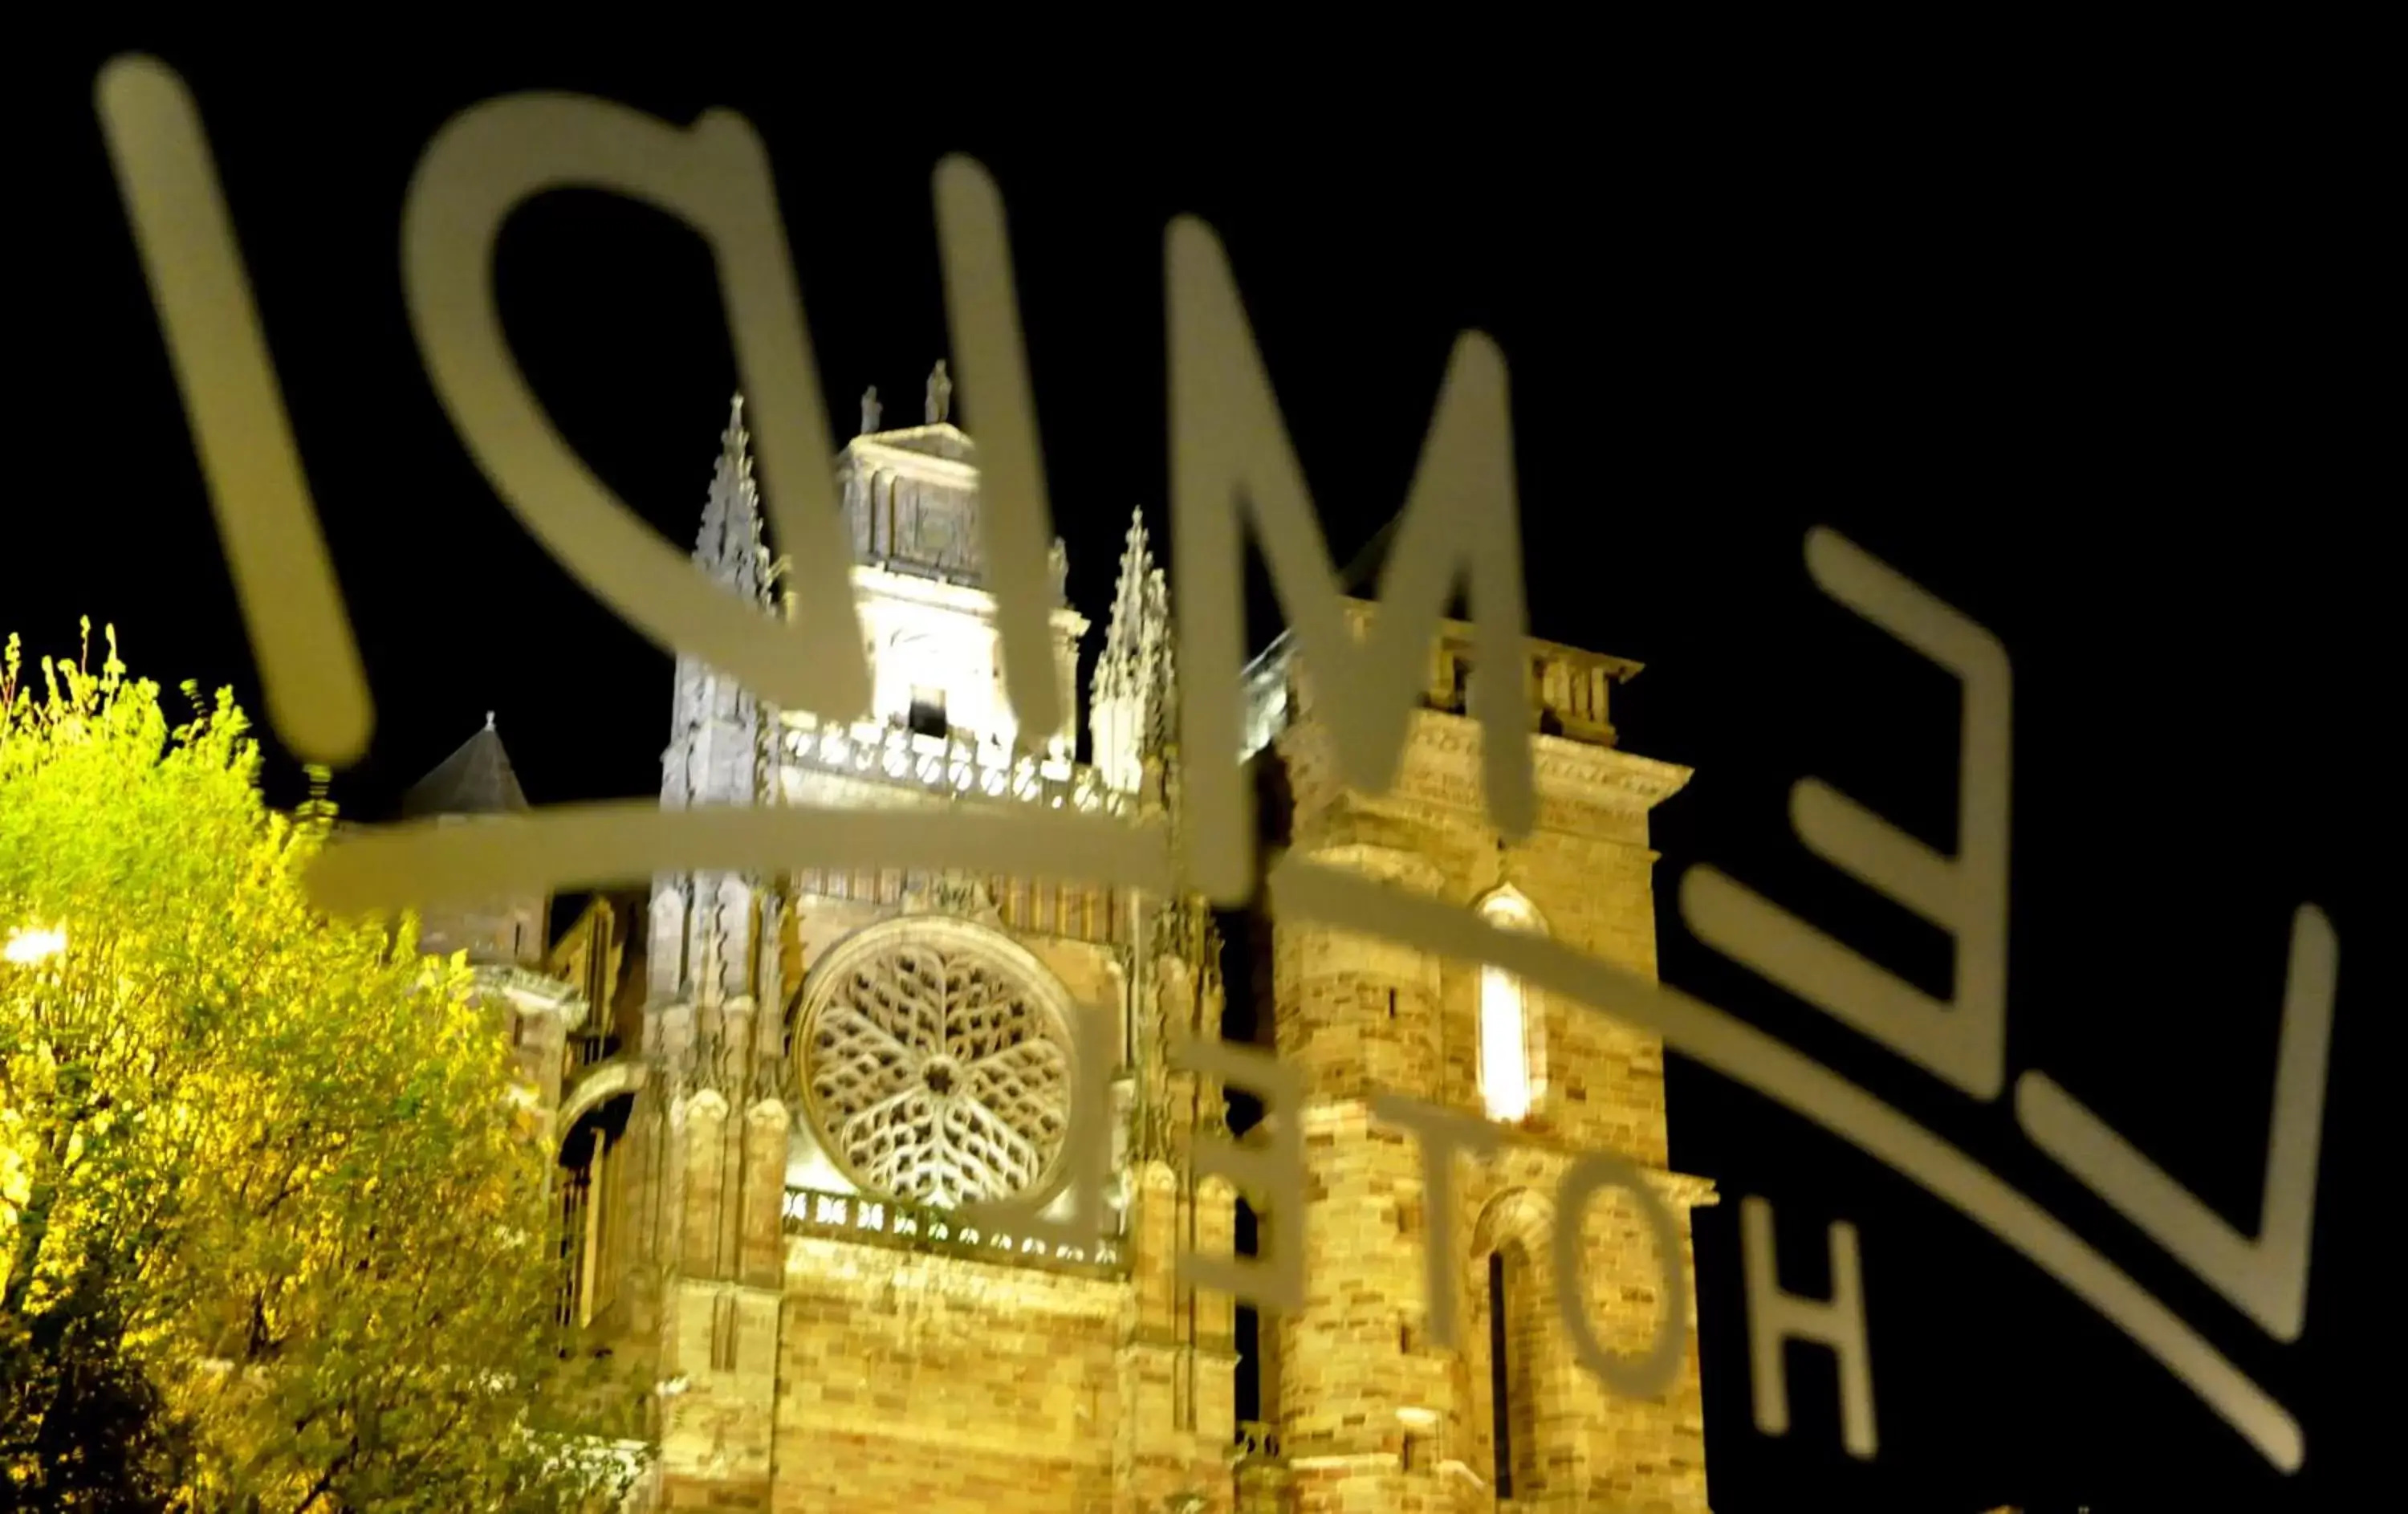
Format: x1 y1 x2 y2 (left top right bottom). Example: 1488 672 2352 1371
1093 509 1155 702
1090 507 1174 796
651 397 779 1015
626 404 793 1491
694 393 769 607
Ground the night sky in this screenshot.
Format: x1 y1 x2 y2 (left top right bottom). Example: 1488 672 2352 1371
13 34 2378 1512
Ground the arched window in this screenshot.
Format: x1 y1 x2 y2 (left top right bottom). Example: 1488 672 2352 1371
557 1094 634 1329
1488 1250 1515 1496
1477 890 1545 1122
1487 1243 1544 1498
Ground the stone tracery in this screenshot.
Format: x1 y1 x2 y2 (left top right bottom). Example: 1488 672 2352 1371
796 922 1074 1210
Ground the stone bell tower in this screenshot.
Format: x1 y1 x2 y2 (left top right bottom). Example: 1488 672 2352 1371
598 376 1243 1512
759 385 1236 1512
1236 610 1717 1512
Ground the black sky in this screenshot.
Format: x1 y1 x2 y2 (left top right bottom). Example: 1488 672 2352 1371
11 34 2382 1512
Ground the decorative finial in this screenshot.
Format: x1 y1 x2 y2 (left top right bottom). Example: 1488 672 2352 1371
485 710 496 731
860 385 881 435
925 360 952 425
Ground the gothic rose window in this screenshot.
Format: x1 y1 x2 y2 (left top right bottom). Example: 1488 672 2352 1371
796 924 1073 1209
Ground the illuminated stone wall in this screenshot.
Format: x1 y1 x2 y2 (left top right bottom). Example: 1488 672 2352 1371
1263 649 1715 1513
564 411 1714 1512
410 875 548 972
635 765 1235 1508
770 1241 1125 1511
616 675 1711 1513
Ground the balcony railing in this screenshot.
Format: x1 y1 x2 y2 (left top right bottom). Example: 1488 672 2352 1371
1239 604 1642 760
780 1185 1127 1280
781 717 1126 816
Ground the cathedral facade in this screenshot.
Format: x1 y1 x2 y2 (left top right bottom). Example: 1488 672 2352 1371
414 381 1714 1512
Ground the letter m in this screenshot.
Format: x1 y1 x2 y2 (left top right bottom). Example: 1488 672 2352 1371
1169 218 1535 903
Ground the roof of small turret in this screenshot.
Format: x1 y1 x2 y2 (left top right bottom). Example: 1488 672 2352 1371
400 714 528 819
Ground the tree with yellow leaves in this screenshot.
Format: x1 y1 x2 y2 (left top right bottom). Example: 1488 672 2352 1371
1 625 635 1511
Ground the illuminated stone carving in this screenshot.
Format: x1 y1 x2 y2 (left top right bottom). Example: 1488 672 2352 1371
796 919 1074 1210
925 359 952 425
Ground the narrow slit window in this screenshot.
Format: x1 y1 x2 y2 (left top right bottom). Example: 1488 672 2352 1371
1479 961 1531 1121
1490 1250 1515 1498
1478 890 1545 1122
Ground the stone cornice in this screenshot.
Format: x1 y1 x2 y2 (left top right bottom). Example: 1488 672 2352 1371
1279 712 1693 828
1400 710 1692 810
784 1227 1127 1307
841 430 980 486
471 963 590 1034
846 563 1092 637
